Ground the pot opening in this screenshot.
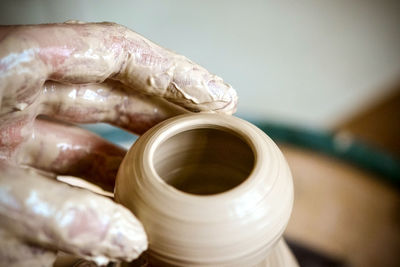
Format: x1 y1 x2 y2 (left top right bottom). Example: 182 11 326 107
153 127 255 195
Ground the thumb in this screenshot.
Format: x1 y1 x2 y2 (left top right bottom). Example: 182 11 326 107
0 162 147 265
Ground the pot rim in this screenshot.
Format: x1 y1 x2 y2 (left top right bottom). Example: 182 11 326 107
139 113 278 204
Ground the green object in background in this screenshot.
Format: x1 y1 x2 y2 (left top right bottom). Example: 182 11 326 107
253 121 400 188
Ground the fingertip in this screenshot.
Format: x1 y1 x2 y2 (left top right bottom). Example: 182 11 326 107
207 79 238 114
106 204 148 261
56 194 147 264
165 56 238 114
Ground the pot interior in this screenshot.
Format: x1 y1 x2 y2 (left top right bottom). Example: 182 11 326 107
153 127 255 195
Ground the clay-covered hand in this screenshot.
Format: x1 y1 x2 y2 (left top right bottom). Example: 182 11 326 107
0 22 237 266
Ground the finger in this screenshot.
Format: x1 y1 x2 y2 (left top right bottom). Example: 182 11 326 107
39 80 187 134
0 22 237 115
17 117 126 191
0 162 148 265
1 79 186 161
0 229 56 267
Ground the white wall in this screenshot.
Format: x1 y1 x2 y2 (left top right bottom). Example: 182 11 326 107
1 0 399 129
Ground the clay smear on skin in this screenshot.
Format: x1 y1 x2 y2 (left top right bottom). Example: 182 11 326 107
0 22 238 265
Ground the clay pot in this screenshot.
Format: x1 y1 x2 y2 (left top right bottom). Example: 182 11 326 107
115 114 297 267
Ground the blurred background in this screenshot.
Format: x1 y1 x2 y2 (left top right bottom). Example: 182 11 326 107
1 1 399 266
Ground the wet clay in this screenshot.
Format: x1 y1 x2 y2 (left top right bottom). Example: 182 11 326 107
116 114 298 267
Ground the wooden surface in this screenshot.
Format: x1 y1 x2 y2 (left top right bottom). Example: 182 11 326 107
334 84 400 158
282 144 400 267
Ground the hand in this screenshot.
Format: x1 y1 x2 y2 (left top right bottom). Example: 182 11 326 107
0 22 237 266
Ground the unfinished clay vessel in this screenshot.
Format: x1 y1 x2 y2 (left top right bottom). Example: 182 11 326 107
115 114 297 267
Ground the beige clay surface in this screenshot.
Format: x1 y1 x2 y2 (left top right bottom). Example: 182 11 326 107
116 114 297 266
